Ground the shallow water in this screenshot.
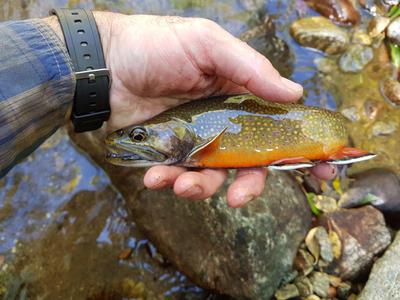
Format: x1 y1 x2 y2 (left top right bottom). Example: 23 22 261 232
1 0 399 299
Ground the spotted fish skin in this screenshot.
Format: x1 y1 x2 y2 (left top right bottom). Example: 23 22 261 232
144 94 347 167
106 94 369 168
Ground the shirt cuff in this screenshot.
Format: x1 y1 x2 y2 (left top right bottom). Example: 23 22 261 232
0 19 75 177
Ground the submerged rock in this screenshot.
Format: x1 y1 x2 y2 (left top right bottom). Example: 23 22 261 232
290 17 349 54
317 206 391 280
368 16 390 38
358 231 400 300
380 77 400 106
387 17 400 46
339 44 374 73
339 168 400 213
304 0 360 25
69 129 312 300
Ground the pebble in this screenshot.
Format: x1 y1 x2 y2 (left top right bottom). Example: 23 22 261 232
387 16 400 45
337 282 352 299
314 195 338 213
380 77 400 107
274 284 300 300
339 44 374 73
295 276 314 297
309 271 330 298
304 0 360 25
371 121 397 136
294 249 315 276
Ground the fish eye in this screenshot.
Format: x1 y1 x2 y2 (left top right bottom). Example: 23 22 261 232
129 127 147 142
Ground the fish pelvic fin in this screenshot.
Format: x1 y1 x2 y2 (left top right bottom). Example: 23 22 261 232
327 147 377 165
268 157 315 171
187 127 228 160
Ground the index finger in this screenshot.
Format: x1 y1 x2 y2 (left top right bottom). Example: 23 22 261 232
191 19 303 102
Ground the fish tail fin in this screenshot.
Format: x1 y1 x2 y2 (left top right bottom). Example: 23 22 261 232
327 147 377 165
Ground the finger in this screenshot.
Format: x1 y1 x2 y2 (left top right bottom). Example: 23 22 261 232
310 163 337 181
144 165 187 189
193 20 303 102
227 168 268 208
173 169 228 200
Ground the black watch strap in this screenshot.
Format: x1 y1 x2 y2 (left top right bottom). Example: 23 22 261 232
50 8 111 132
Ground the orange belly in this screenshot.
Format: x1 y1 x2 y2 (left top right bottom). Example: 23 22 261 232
191 142 344 168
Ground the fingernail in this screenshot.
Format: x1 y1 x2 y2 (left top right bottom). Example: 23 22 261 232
281 77 303 95
181 185 202 198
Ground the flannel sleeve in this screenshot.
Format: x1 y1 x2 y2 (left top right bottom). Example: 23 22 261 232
0 19 75 178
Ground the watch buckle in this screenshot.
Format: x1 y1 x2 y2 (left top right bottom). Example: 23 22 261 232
75 68 112 88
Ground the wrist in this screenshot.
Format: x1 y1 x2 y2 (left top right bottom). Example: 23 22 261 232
43 12 114 69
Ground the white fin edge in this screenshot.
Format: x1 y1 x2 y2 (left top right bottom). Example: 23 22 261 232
327 154 377 165
268 163 315 171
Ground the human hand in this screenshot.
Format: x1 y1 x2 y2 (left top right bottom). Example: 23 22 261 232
46 12 337 207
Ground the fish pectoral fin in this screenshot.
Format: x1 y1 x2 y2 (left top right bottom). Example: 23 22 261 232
327 147 377 165
268 157 315 171
187 127 228 159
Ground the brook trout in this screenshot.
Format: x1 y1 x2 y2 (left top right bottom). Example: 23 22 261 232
106 94 375 170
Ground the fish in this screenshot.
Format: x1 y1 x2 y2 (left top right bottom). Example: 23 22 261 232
105 94 376 170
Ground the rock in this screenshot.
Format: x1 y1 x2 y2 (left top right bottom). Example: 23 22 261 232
69 129 312 300
368 16 390 38
315 227 334 263
371 120 398 136
274 284 300 300
352 30 372 45
241 16 294 78
295 276 314 297
387 17 400 46
305 296 321 300
304 0 360 25
294 249 315 276
314 195 338 213
309 272 330 298
339 44 374 73
380 77 400 106
337 282 352 299
317 206 391 280
290 17 349 55
383 0 400 4
339 168 400 214
358 231 400 300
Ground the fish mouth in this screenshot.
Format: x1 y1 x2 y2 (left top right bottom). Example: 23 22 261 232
105 143 168 167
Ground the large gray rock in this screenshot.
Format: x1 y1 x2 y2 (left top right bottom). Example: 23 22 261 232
70 129 312 299
358 231 400 300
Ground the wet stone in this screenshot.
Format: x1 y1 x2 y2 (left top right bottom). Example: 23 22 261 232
274 284 300 300
304 296 321 300
380 77 400 106
315 227 334 263
314 195 338 213
339 168 400 214
371 121 398 136
317 206 391 280
304 0 360 25
337 282 352 299
339 44 374 73
358 231 400 300
294 276 314 297
294 249 315 276
290 17 349 55
387 16 400 46
368 16 390 38
309 272 330 298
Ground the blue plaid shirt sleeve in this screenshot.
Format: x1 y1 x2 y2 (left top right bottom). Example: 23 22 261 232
0 19 75 178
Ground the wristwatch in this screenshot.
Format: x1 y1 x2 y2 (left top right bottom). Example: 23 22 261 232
50 8 111 132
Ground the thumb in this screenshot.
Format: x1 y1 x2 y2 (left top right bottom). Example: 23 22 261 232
191 20 303 102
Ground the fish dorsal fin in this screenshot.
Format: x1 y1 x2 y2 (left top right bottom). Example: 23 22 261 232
327 147 377 165
187 127 228 159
